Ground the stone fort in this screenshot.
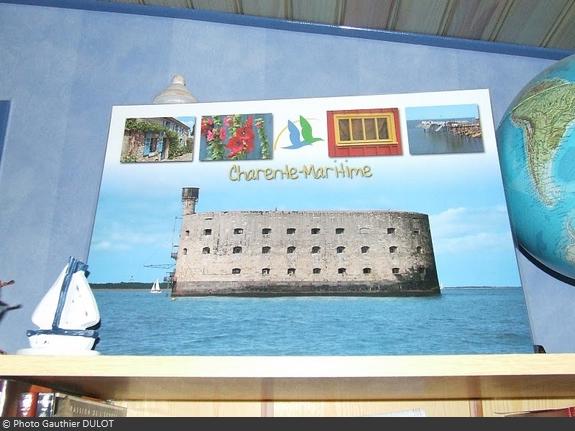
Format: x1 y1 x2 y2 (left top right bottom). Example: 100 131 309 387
172 187 440 296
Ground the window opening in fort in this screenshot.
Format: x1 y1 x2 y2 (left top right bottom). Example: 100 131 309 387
262 268 270 275
418 267 425 273
337 246 345 253
262 246 271 254
202 247 210 254
311 246 320 254
336 228 344 234
287 228 296 234
185 230 190 237
287 246 296 254
338 268 347 274
262 228 271 234
363 267 372 274
311 228 320 234
413 230 420 235
389 246 397 253
313 268 321 274
233 246 242 254
234 228 244 234
288 268 296 275
183 248 188 255
232 268 241 274
361 246 369 253
392 267 400 274
416 246 423 253
387 228 395 234
204 228 212 235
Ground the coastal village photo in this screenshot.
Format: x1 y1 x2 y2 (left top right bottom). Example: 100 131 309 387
406 104 484 155
87 90 531 355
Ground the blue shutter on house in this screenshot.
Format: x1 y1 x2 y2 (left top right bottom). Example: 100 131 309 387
157 132 164 155
143 132 151 156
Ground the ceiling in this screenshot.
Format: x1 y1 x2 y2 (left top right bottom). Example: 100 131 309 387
102 0 575 52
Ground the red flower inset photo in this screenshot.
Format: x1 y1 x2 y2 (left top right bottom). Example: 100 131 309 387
199 114 273 161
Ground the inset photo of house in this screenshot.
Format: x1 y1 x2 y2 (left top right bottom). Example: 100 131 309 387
120 116 196 163
406 104 484 155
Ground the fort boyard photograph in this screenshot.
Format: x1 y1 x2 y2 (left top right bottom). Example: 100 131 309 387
172 187 440 297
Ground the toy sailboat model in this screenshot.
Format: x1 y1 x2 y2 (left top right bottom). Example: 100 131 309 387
150 279 161 294
19 257 100 355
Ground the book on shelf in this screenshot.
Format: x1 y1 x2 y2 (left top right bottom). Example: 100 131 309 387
35 392 127 417
503 406 575 417
0 379 52 417
1 379 126 417
16 392 38 417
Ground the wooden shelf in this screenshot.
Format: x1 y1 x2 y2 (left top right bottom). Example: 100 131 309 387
1 354 574 402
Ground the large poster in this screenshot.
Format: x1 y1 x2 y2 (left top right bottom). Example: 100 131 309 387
88 90 531 355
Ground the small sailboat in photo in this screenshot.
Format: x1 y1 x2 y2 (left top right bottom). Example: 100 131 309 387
19 257 100 355
150 279 162 294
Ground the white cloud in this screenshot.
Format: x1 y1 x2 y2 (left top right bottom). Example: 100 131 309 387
91 224 173 252
430 206 514 254
438 232 511 253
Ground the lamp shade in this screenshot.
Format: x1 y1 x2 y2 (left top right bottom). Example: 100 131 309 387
153 74 197 104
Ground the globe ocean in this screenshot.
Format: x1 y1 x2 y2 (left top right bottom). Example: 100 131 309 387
497 54 575 280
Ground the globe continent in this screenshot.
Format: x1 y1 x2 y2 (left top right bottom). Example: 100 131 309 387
497 54 575 281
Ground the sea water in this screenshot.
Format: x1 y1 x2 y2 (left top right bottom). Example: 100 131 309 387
93 287 532 355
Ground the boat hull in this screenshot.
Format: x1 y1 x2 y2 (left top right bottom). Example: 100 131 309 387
23 333 98 354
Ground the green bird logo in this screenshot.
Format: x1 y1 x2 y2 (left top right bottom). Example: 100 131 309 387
283 116 323 149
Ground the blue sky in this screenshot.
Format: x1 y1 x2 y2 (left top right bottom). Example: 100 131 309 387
88 147 520 287
406 104 480 121
177 116 196 129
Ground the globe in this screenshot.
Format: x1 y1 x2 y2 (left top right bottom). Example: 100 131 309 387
497 54 575 281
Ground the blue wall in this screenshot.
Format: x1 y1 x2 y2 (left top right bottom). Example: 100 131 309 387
0 101 9 164
0 2 558 352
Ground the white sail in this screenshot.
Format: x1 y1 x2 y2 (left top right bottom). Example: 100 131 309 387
150 279 161 293
31 264 100 330
31 265 68 329
59 271 100 329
